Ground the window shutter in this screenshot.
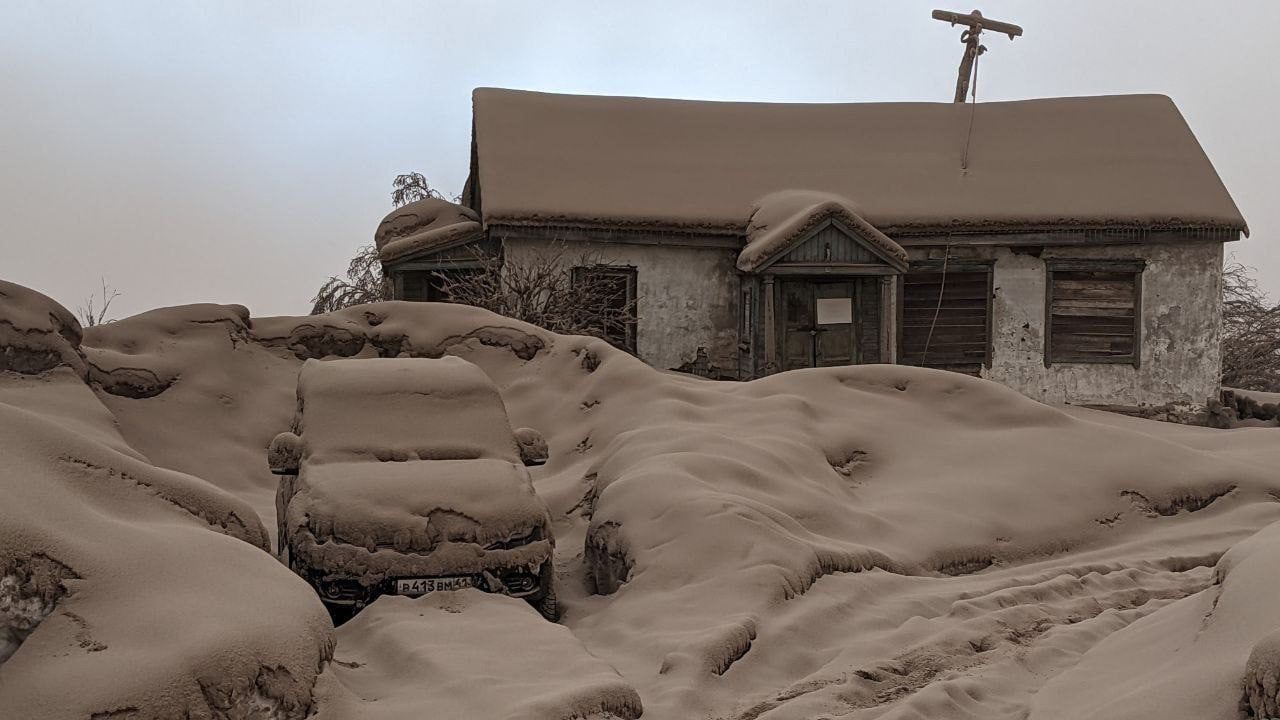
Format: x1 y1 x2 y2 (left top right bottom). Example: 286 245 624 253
1046 261 1143 366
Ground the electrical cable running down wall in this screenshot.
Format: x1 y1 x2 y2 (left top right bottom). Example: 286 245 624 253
920 243 951 367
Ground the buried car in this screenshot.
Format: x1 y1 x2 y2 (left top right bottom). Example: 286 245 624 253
268 356 556 622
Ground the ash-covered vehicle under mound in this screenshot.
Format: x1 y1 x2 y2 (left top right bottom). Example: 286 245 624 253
269 356 556 623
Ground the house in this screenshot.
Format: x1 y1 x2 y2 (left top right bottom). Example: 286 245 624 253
376 88 1248 408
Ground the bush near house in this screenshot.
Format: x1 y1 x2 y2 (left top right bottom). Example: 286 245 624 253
1221 260 1280 394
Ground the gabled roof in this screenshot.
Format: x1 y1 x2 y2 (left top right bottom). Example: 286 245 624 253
374 198 483 264
738 191 907 272
471 88 1248 236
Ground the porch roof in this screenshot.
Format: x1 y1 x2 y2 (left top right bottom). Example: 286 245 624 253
375 198 483 264
738 191 908 273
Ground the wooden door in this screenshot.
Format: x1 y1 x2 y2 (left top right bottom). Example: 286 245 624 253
814 282 857 367
780 280 859 370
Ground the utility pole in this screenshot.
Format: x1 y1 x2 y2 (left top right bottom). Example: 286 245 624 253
932 9 1022 103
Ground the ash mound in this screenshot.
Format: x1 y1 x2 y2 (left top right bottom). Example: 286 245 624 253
4 279 1280 719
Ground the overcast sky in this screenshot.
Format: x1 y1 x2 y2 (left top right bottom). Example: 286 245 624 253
2 0 1276 320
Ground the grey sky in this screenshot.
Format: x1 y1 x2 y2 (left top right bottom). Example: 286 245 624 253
2 1 1276 320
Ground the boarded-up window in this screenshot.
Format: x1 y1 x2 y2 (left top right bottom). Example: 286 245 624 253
899 264 992 376
572 265 638 354
1046 260 1143 366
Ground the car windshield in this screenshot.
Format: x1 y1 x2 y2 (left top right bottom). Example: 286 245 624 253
296 357 522 464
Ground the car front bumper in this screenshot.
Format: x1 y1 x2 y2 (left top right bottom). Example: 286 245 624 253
311 564 546 608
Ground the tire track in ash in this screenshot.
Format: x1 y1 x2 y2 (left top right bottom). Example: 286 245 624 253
716 554 1216 720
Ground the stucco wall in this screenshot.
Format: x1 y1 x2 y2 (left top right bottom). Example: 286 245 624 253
500 231 1223 405
908 240 1224 407
501 237 740 374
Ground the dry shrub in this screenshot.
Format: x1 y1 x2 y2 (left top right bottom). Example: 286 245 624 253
1221 260 1280 393
77 278 120 327
435 244 638 351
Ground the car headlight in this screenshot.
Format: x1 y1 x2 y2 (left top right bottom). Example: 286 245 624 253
485 527 542 551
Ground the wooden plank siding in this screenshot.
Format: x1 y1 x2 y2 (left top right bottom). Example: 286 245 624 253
781 223 882 264
898 264 992 376
1045 262 1143 366
856 276 881 363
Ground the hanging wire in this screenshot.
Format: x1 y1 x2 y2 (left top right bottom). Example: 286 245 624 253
921 243 952 367
959 44 982 170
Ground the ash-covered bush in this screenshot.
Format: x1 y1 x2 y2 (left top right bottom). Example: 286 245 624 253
1244 629 1280 718
1222 261 1280 393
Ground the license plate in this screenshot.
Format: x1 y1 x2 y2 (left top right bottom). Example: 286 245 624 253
395 576 473 596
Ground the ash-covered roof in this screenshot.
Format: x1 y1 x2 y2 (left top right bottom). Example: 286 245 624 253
739 190 908 272
471 88 1247 236
374 198 483 264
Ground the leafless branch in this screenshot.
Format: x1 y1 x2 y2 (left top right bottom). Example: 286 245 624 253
434 242 638 349
78 278 121 327
1221 257 1280 392
391 172 459 207
309 244 392 314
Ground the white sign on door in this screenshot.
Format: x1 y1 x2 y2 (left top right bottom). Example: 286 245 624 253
816 297 853 325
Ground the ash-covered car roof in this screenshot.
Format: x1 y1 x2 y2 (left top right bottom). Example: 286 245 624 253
296 357 522 464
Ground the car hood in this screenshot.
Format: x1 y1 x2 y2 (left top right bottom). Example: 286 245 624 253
287 458 552 554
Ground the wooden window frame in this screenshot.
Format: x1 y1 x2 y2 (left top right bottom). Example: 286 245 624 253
398 266 484 302
1044 259 1145 369
897 259 995 371
571 264 638 354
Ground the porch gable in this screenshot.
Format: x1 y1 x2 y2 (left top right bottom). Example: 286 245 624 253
752 217 909 275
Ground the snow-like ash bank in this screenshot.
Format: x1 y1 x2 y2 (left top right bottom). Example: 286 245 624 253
0 281 87 377
0 285 333 719
5 280 1280 719
315 590 642 719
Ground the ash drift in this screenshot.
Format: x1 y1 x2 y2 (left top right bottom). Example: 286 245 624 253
5 279 1280 719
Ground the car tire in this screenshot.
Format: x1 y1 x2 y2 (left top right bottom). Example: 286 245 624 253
531 562 559 622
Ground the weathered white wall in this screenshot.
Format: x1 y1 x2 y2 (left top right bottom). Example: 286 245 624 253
501 237 740 374
957 240 1224 407
503 231 1224 406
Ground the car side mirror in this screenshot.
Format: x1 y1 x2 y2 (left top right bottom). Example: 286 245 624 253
268 431 302 475
514 427 548 467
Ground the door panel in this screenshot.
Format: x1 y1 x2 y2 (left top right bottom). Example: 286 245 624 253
782 281 814 371
780 280 862 370
814 282 856 367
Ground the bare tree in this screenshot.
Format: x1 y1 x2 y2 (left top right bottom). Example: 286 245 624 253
1221 259 1280 392
78 278 121 327
311 172 465 313
309 244 392 315
435 244 637 349
391 172 448 207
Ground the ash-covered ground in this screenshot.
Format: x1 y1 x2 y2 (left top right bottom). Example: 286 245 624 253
3 278 1280 720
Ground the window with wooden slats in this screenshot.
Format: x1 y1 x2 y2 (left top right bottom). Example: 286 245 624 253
899 264 993 376
1045 260 1143 367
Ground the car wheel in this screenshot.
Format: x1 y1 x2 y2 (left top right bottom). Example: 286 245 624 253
531 562 559 622
534 586 558 622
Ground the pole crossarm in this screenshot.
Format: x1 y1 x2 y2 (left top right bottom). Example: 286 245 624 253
931 9 1022 103
931 9 1022 39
